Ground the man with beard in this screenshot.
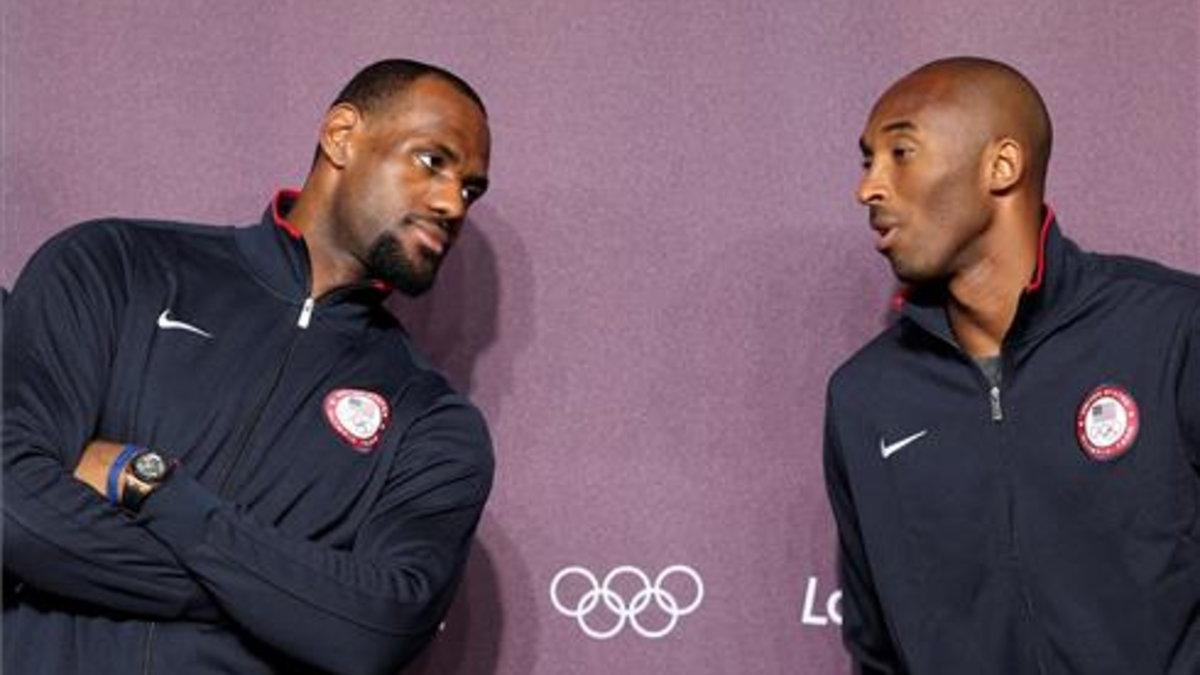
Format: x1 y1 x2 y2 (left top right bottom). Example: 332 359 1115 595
4 59 494 674
824 57 1200 673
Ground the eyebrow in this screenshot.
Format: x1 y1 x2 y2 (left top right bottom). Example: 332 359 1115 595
860 120 918 154
881 120 916 134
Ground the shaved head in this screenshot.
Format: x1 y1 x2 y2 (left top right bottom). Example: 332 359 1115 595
881 57 1053 193
857 56 1054 285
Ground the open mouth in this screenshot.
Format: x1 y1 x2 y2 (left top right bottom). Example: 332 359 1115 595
869 208 899 253
873 226 898 252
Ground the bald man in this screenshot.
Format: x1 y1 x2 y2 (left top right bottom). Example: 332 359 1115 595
823 57 1200 674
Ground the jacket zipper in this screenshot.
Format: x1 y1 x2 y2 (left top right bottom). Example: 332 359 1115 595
297 296 315 329
976 352 1048 672
142 291 318 670
214 297 314 496
141 622 156 675
968 355 1004 423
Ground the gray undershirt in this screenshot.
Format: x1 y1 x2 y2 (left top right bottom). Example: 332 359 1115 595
974 355 1002 388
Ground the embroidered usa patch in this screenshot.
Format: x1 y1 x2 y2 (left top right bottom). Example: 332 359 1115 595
1076 384 1139 461
323 388 389 452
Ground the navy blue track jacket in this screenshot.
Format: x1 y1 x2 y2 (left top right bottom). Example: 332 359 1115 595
3 193 494 674
824 216 1200 674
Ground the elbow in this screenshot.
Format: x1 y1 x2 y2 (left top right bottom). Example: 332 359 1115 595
325 628 437 675
320 574 454 674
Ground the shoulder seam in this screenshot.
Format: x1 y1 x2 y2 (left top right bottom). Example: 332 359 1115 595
1085 250 1200 293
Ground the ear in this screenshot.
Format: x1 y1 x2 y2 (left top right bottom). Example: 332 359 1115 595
317 103 362 169
987 138 1023 193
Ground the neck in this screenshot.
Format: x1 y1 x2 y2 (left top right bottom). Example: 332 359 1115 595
946 201 1043 357
283 177 367 299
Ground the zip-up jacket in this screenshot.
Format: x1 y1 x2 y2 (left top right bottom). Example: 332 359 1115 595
824 214 1200 674
3 192 494 674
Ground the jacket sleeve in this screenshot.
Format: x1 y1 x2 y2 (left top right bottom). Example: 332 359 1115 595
2 222 219 621
134 387 494 675
823 387 905 675
1180 300 1200 457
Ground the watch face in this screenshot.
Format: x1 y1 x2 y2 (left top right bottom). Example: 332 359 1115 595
132 452 168 482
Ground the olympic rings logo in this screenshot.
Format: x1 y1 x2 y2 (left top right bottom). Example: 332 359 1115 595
549 565 704 640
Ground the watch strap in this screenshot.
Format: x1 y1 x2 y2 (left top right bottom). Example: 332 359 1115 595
106 444 142 505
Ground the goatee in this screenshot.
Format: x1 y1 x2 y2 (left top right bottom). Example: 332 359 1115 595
365 234 441 297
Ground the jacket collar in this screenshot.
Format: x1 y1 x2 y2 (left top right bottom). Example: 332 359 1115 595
898 207 1089 354
234 190 392 321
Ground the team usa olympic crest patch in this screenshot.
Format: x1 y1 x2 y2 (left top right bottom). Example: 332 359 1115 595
323 389 390 452
1075 384 1139 461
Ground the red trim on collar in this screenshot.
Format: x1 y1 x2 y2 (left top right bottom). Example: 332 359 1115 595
272 188 303 239
1025 205 1055 293
269 188 394 293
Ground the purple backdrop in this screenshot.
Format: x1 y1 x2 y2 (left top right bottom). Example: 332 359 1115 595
3 2 1197 673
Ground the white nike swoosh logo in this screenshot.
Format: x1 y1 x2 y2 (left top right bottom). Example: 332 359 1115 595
157 309 213 339
880 430 928 459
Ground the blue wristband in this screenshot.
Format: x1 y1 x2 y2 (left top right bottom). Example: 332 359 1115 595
106 444 142 505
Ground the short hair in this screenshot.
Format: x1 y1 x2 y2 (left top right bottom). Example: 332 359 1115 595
331 58 487 117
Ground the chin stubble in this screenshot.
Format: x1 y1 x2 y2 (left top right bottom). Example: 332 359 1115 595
365 233 441 297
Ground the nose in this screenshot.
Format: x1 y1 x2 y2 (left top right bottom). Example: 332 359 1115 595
426 177 468 221
856 166 887 206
